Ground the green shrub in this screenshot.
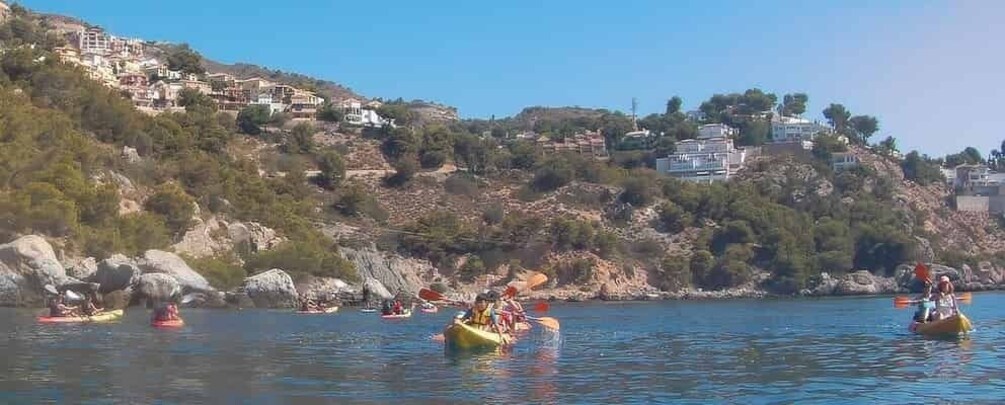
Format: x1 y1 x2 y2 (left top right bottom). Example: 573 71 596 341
144 183 196 237
244 240 358 282
184 253 247 290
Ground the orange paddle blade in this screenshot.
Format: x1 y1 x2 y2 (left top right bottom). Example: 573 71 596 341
534 301 550 312
958 292 973 303
893 296 912 309
419 288 446 302
534 317 560 331
525 272 548 291
914 263 930 282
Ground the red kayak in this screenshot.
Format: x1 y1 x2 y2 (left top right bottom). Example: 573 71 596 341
152 318 185 328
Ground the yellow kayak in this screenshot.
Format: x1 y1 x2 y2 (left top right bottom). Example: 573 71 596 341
444 322 511 350
37 309 124 324
911 313 973 336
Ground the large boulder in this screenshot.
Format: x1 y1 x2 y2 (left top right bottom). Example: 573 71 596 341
0 235 78 306
242 269 297 308
833 270 897 295
137 250 212 292
91 254 142 294
295 276 352 301
66 257 98 280
134 273 181 302
362 277 393 301
227 222 283 253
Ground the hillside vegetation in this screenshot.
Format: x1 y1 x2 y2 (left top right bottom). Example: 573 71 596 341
2 6 1003 297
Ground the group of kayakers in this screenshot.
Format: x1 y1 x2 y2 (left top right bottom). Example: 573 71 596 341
47 291 104 318
910 275 959 323
453 289 528 335
381 298 408 316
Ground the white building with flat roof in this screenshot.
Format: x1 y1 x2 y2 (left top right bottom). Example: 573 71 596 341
698 123 738 139
770 116 831 143
655 136 746 183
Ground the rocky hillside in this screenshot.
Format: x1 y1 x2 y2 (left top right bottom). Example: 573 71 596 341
2 4 1005 309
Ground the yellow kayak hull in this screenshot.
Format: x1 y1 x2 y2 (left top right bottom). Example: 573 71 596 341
912 313 973 336
444 322 510 350
37 309 124 324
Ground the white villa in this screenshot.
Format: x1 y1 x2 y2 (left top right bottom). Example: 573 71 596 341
655 131 746 183
769 116 831 143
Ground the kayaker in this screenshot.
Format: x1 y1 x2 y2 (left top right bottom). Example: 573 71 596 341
501 297 527 330
912 280 934 323
80 295 103 316
456 293 503 334
48 294 76 317
932 276 958 321
392 299 404 315
152 301 181 322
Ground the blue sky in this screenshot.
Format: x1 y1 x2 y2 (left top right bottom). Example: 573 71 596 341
21 0 1005 156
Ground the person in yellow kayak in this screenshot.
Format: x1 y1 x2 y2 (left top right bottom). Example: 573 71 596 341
80 294 104 316
931 276 959 321
455 293 505 335
911 280 935 323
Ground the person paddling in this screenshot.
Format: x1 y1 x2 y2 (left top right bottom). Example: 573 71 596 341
932 276 958 321
907 280 935 323
152 299 181 322
48 294 76 317
81 294 103 317
455 293 507 342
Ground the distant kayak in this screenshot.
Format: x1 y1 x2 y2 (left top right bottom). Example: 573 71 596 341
444 322 511 350
295 306 339 314
37 309 124 324
152 318 185 328
380 310 412 319
910 313 972 336
360 308 378 313
420 306 438 314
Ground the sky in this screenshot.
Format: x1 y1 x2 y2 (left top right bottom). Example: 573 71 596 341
20 0 1005 156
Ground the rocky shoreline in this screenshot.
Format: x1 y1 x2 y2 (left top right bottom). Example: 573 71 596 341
3 234 1004 309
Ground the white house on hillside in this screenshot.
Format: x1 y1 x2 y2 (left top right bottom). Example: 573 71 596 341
698 123 738 139
655 131 746 183
770 116 831 143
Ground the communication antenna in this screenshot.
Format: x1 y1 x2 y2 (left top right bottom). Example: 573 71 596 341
631 97 639 131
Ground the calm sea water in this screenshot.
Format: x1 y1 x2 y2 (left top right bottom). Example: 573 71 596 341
2 293 1004 404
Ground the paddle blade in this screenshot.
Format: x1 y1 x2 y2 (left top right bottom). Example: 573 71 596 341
534 301 550 312
524 272 548 291
64 290 83 301
914 263 931 282
44 284 58 295
419 288 446 302
536 317 560 331
893 296 912 309
958 292 973 304
502 285 518 299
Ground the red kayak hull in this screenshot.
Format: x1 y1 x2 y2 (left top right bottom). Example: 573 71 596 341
152 319 185 328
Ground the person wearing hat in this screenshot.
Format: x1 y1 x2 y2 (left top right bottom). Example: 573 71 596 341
931 275 958 321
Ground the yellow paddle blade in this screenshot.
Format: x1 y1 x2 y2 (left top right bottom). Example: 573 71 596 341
535 317 560 331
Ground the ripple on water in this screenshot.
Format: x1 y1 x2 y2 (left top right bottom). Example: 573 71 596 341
2 294 1005 403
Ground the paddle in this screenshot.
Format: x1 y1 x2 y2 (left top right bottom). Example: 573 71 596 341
525 316 560 331
894 263 934 308
503 272 548 299
419 288 466 306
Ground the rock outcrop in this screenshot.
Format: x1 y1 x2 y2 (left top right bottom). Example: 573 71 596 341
362 277 393 300
0 236 78 306
137 250 213 292
134 273 181 302
340 247 433 296
91 254 141 294
242 269 297 308
295 276 352 301
66 257 98 280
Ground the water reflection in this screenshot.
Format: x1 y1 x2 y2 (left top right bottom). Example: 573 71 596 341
1 294 1004 403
